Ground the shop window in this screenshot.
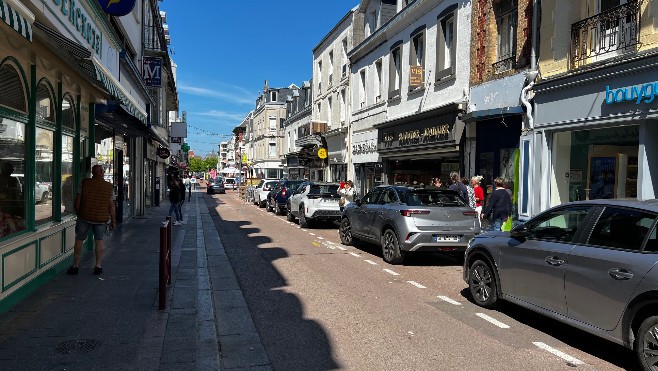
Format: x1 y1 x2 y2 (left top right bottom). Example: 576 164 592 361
61 135 75 216
551 127 639 206
35 128 54 224
0 64 27 112
62 95 76 131
36 81 55 124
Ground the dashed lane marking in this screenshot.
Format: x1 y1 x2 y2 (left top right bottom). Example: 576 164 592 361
349 252 360 257
475 313 510 329
309 233 316 236
407 281 426 289
312 242 320 247
383 269 400 276
318 237 324 240
532 342 585 365
438 296 462 305
364 260 378 265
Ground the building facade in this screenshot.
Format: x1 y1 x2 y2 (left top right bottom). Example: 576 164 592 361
283 81 313 180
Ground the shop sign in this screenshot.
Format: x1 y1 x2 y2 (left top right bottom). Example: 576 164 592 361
409 65 423 87
170 137 181 144
157 147 170 159
382 124 451 148
605 82 658 105
97 0 136 16
52 0 103 56
352 141 377 154
143 57 163 87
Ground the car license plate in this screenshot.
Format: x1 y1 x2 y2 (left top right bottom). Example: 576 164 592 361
433 235 460 242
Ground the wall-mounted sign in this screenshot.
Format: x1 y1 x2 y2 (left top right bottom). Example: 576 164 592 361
317 148 327 159
170 137 181 144
352 141 378 154
605 82 658 105
143 57 163 87
378 110 458 152
53 0 103 56
97 0 136 16
157 147 170 159
409 65 424 87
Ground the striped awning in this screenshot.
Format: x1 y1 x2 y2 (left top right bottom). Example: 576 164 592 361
92 60 148 124
0 0 32 42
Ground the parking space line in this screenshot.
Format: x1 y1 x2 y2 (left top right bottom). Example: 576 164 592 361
349 252 360 257
532 342 585 365
475 313 510 329
407 281 426 289
437 296 462 305
383 269 400 276
364 260 378 265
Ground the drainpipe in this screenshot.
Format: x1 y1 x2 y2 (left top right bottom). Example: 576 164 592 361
522 0 540 131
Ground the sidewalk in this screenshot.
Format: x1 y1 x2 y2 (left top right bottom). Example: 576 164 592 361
0 189 270 370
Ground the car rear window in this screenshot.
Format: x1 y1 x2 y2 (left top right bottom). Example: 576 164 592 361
265 181 278 188
309 184 339 196
286 181 304 189
400 190 467 207
225 179 235 184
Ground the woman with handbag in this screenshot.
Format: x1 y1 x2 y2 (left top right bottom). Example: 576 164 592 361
338 180 355 212
482 177 512 231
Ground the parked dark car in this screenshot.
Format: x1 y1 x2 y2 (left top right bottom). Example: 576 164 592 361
267 179 305 215
340 185 480 264
206 177 225 194
463 199 658 370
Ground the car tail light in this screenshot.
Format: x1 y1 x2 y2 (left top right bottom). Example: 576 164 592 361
281 187 287 197
400 210 430 217
462 211 477 216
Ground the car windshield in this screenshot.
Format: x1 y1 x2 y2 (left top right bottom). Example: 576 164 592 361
214 177 223 183
309 184 339 196
400 190 467 207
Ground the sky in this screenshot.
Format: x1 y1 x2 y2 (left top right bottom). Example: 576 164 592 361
159 1 359 156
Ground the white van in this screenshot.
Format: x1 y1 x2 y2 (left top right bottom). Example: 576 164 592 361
224 177 237 190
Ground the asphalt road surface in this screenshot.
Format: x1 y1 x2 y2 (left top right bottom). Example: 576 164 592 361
206 192 637 371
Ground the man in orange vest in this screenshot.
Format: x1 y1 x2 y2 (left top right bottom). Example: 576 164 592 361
67 164 116 275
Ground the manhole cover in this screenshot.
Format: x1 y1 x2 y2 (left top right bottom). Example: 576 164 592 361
56 339 101 354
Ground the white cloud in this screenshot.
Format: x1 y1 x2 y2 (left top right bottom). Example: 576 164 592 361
178 82 254 105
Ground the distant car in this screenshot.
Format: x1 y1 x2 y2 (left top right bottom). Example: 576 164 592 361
339 186 480 264
254 180 279 208
11 174 50 204
224 177 237 190
287 182 341 227
267 179 305 215
463 199 658 370
206 177 225 194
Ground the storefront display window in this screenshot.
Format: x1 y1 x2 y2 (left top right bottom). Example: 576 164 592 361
35 128 54 224
0 64 28 239
61 135 74 215
551 126 639 206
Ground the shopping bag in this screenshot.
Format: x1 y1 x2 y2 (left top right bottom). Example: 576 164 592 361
501 217 513 232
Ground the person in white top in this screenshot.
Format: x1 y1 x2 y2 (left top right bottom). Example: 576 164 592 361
338 180 355 211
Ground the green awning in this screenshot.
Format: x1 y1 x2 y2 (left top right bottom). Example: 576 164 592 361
92 61 148 124
0 0 32 42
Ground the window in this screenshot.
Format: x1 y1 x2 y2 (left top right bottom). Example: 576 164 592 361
317 102 322 120
588 207 656 251
526 206 593 242
379 188 398 205
437 12 456 80
268 142 277 157
327 97 333 127
342 38 348 77
340 89 346 123
328 51 334 86
36 82 55 124
270 91 277 102
375 59 382 101
317 61 322 92
361 188 383 205
495 1 517 68
359 69 366 108
35 127 54 224
410 31 425 67
62 95 76 131
269 117 276 132
388 45 402 96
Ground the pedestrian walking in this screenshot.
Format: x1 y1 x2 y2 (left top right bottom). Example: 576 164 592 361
338 180 355 212
471 175 485 227
482 177 512 231
167 174 182 225
183 174 192 202
177 174 186 221
448 171 468 202
67 164 116 275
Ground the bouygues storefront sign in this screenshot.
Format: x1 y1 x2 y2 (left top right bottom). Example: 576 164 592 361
52 0 103 57
605 82 658 105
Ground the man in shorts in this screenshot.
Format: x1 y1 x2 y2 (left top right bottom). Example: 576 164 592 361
67 164 116 275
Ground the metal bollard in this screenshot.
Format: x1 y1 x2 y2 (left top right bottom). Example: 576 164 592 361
166 216 172 285
159 221 168 310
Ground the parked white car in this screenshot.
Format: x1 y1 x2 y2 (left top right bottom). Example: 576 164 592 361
255 179 278 208
287 182 342 228
11 174 50 203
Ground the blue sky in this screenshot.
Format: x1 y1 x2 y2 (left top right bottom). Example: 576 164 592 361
159 1 359 156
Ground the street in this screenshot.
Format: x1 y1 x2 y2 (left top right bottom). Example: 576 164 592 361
206 192 636 370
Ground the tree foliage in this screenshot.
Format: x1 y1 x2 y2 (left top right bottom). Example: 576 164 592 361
188 156 205 173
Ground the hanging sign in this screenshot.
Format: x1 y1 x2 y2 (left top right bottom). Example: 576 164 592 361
157 147 170 159
317 148 327 159
143 57 163 87
97 0 137 17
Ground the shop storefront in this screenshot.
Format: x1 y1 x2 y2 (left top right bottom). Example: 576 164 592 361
375 104 465 187
351 129 381 196
326 129 347 182
529 54 658 216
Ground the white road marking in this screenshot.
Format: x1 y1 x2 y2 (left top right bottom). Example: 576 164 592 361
349 252 360 257
437 296 462 305
364 260 378 265
302 229 308 232
475 313 510 329
383 269 400 276
335 246 347 251
407 281 426 289
318 237 324 240
309 233 316 236
532 342 585 365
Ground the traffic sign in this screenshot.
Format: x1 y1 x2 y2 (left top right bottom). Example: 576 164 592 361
317 148 327 159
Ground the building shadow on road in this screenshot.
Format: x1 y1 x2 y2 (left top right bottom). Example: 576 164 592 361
206 196 340 370
459 288 639 370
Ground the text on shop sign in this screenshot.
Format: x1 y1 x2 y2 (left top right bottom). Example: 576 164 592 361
383 124 451 147
52 0 103 57
605 82 658 105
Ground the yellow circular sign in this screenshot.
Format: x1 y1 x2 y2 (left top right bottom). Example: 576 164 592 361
317 148 327 159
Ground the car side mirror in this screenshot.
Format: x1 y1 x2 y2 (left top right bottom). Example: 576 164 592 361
354 199 362 207
510 224 529 239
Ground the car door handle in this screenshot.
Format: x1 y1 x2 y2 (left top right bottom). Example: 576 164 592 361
545 256 565 266
608 268 634 280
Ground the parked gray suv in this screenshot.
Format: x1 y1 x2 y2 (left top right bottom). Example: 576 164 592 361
463 199 658 370
340 185 480 264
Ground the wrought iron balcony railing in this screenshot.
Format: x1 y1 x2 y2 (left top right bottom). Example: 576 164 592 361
571 0 643 68
492 55 515 74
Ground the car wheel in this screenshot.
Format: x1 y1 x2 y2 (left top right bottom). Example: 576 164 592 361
39 192 48 203
381 229 404 265
636 315 658 370
468 259 499 308
339 217 354 246
286 205 295 222
259 199 266 208
274 202 283 215
266 199 273 212
299 205 311 228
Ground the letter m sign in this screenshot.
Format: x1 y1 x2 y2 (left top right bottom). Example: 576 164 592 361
143 57 163 87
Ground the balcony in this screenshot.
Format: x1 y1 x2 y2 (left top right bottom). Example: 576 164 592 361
492 55 515 74
571 0 643 68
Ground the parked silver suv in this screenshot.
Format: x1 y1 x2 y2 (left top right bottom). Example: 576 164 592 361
340 186 480 264
464 199 658 370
